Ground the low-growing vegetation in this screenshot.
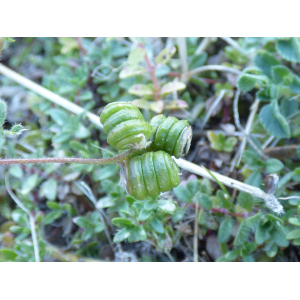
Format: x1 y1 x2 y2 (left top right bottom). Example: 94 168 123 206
0 37 300 262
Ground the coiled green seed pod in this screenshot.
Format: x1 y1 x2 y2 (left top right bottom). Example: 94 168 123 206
100 102 152 150
122 151 180 200
149 115 192 158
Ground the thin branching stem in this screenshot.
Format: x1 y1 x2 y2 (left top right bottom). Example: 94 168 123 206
200 89 226 131
233 90 268 160
219 37 247 56
5 173 40 262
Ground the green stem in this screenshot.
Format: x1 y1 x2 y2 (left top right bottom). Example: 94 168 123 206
0 150 134 166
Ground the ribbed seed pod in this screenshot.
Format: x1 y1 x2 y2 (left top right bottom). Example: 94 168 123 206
123 151 180 200
100 102 152 150
149 115 192 158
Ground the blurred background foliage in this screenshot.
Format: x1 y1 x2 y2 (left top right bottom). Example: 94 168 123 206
0 37 300 262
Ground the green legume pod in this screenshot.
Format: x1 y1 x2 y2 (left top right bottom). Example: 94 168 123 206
124 151 180 200
149 115 192 158
100 102 152 150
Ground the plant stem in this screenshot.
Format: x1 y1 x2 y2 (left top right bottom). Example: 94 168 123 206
174 158 284 214
142 46 160 101
233 90 268 160
0 151 133 166
5 173 40 262
195 37 211 55
187 65 241 80
230 98 260 171
200 89 226 131
0 66 284 214
193 201 199 262
219 37 247 56
0 64 102 129
177 37 189 83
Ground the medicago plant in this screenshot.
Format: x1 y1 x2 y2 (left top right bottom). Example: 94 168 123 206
0 37 300 262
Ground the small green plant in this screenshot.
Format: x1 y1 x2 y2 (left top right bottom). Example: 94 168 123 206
207 131 238 152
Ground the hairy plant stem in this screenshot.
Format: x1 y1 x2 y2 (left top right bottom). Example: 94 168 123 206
0 150 134 166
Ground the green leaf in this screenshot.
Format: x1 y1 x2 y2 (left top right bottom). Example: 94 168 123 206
39 178 58 201
46 108 69 126
112 218 134 227
197 193 212 210
265 158 284 173
223 137 238 152
172 207 186 223
288 217 300 226
173 185 192 203
216 190 231 209
246 211 262 229
186 179 199 195
155 47 176 65
224 249 240 261
9 165 23 179
276 38 300 63
46 201 60 210
189 52 207 70
119 65 146 79
255 223 271 244
238 192 253 211
0 249 17 261
265 214 284 225
161 82 186 96
237 74 259 93
73 216 90 229
286 229 300 240
44 210 63 225
155 65 171 77
234 221 250 246
113 227 133 243
259 100 291 138
246 171 262 188
144 201 157 211
128 47 146 66
0 99 7 126
256 85 279 102
254 50 281 77
128 225 147 242
218 217 234 243
94 222 105 233
157 200 176 214
198 210 218 230
266 244 278 258
128 84 153 96
20 174 39 195
271 223 288 247
280 98 299 118
149 217 164 234
82 229 94 241
290 75 300 93
138 209 152 221
125 196 136 205
271 65 293 84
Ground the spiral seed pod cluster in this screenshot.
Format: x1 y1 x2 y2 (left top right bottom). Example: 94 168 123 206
100 102 152 150
122 150 181 200
149 115 192 158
